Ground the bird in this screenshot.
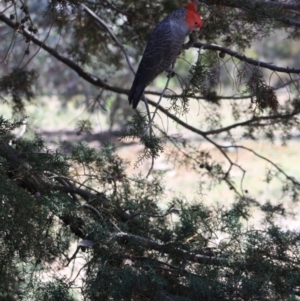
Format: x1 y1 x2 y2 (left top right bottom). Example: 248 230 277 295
128 0 203 109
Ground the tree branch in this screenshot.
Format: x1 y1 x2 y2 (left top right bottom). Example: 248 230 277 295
0 13 128 94
200 0 300 10
227 145 300 187
113 231 228 266
80 3 135 75
199 0 300 27
193 42 300 74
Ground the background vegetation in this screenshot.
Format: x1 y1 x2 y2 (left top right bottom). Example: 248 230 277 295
1 0 300 300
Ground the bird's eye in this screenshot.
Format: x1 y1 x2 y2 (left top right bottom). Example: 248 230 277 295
195 21 198 25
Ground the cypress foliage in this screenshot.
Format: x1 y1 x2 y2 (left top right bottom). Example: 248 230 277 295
1 0 300 300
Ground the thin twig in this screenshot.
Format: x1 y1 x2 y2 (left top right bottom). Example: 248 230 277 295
80 3 135 75
228 145 300 187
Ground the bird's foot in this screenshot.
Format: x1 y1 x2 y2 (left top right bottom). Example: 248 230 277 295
183 32 197 50
167 69 176 78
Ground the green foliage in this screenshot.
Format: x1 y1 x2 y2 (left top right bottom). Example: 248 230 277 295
1 116 300 299
245 68 279 112
0 69 36 113
121 114 164 167
75 119 92 135
185 52 219 103
26 279 74 301
1 0 300 300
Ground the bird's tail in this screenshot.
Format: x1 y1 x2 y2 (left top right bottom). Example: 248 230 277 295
128 83 145 109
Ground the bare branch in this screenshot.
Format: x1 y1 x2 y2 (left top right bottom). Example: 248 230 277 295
227 145 300 187
113 231 228 266
200 0 300 10
0 13 128 94
80 3 136 75
52 184 141 225
202 112 300 136
193 42 300 74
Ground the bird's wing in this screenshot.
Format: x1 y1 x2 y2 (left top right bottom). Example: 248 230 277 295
135 21 175 86
129 17 186 108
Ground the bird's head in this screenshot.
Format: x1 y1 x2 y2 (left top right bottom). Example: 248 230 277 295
185 0 203 31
